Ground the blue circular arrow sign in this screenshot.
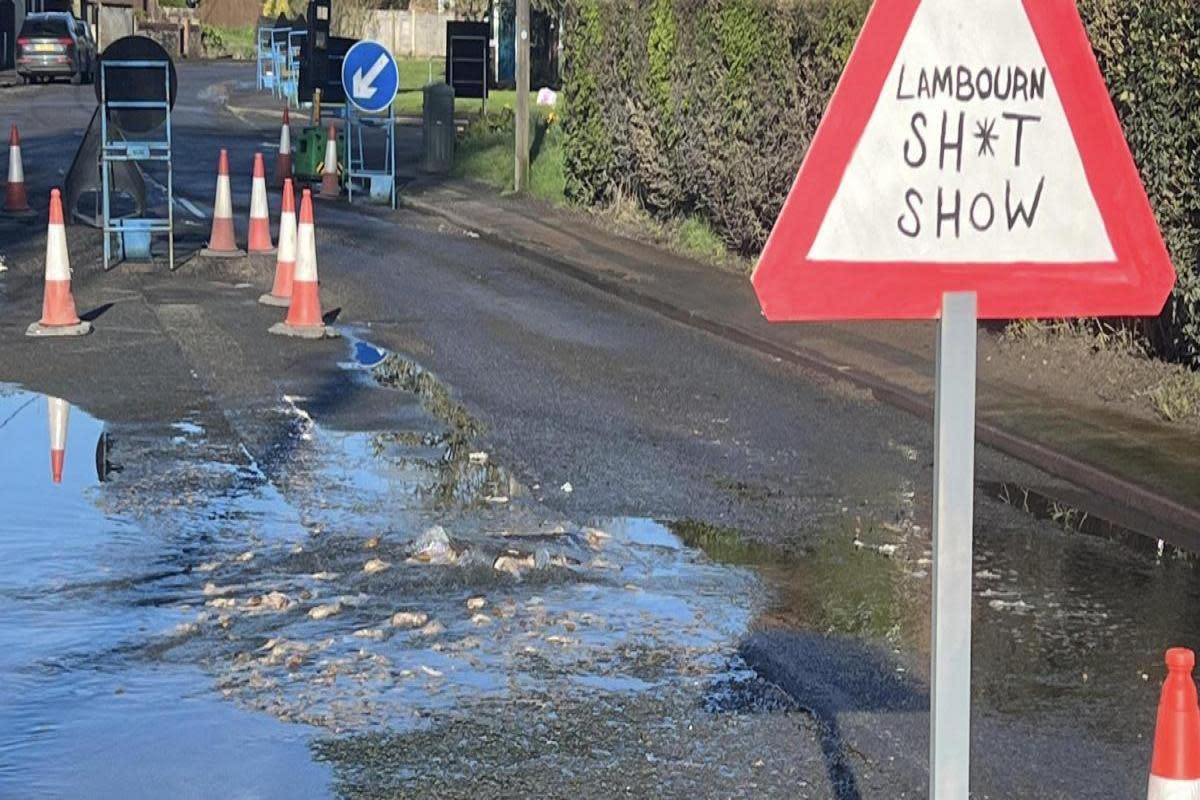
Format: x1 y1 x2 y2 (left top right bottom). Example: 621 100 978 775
341 40 399 114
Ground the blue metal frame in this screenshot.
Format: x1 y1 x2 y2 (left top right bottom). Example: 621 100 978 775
99 58 174 271
284 30 306 107
270 40 287 99
343 102 396 209
256 25 290 91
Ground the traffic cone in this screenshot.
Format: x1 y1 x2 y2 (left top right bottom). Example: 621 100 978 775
270 188 336 339
1148 648 1200 799
319 125 339 198
247 152 275 254
3 124 34 218
199 149 244 258
26 189 91 338
259 178 296 307
47 396 69 484
274 108 292 188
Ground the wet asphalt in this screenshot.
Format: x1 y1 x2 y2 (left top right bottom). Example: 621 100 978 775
0 61 1197 798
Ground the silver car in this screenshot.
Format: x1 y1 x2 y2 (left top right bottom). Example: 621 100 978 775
16 13 96 85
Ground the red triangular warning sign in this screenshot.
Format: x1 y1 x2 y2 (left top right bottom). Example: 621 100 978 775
752 0 1175 321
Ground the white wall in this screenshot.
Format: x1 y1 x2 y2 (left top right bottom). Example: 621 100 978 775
362 9 455 60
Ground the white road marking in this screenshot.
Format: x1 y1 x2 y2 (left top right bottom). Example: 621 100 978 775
143 173 207 219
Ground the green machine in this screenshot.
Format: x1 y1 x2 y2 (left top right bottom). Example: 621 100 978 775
293 124 345 182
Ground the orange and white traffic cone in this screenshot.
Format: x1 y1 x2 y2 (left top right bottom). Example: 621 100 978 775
319 125 340 198
274 108 292 188
47 396 69 484
1148 648 1200 799
270 188 336 339
199 149 244 258
26 188 91 338
247 152 275 254
3 124 34 218
259 177 296 307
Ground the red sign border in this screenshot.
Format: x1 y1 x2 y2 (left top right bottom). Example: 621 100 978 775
751 0 1176 321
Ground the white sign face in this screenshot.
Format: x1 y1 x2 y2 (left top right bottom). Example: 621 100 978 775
808 0 1116 264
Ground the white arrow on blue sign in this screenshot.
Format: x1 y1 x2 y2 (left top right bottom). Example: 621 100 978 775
341 40 399 114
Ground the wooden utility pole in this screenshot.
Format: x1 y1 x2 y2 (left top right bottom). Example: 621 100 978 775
514 0 530 192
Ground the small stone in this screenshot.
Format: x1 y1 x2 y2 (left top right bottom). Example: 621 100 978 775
417 620 445 637
407 526 458 565
466 596 487 610
493 554 535 578
235 550 255 563
471 613 493 627
560 482 573 494
584 528 610 548
310 572 339 581
354 628 386 641
365 536 381 550
468 451 489 465
363 558 390 575
390 611 429 628
196 561 221 573
309 602 343 620
290 543 305 554
257 591 291 611
207 597 236 609
286 654 304 671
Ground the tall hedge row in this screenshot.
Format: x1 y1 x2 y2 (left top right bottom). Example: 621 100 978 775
561 0 1200 364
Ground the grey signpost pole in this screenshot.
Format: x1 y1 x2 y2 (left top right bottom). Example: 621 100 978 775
514 0 530 193
930 291 978 799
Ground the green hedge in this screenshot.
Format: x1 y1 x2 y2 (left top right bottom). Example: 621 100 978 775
561 0 1200 364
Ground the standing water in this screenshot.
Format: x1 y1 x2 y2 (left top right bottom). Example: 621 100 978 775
0 388 332 797
2 354 1200 799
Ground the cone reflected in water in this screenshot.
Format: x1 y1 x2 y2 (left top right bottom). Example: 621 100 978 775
1148 648 1200 800
260 177 296 307
200 149 244 257
247 152 275 254
3 124 34 217
274 107 292 188
270 188 337 339
26 188 91 337
320 125 339 198
47 396 69 484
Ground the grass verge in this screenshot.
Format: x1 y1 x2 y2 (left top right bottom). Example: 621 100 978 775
452 109 566 205
201 25 256 60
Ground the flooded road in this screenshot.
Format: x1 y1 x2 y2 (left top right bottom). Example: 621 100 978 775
1 345 1198 797
0 373 796 797
0 390 330 796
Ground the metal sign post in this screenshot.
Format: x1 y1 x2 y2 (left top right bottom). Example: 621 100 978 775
340 40 398 208
930 291 977 798
343 101 396 208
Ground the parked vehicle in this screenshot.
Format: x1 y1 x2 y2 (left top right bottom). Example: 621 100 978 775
16 13 96 85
